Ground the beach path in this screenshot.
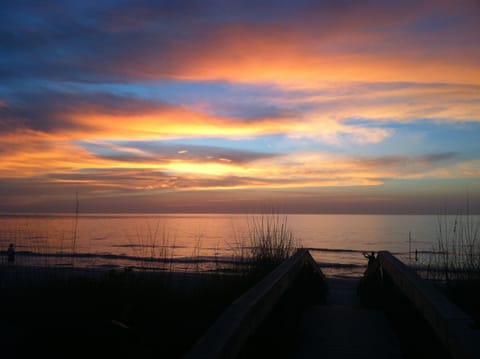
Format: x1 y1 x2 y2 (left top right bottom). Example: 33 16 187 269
292 277 402 359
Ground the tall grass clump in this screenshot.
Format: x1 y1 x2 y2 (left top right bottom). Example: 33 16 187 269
419 207 480 325
427 211 480 283
241 213 300 277
127 220 177 272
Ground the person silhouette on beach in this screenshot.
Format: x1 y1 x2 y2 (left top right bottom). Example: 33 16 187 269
363 251 375 265
7 243 15 264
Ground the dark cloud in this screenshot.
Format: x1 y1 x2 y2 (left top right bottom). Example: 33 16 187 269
0 85 297 137
1 0 476 84
2 169 286 197
352 152 459 175
213 103 300 122
1 177 479 214
418 152 458 163
0 1 217 83
45 168 177 191
0 89 176 134
114 141 278 164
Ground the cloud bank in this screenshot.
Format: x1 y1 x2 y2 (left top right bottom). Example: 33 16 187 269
1 0 479 212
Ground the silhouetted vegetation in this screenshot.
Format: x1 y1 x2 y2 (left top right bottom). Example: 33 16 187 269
418 209 480 324
232 213 300 280
426 212 480 282
0 213 301 358
0 268 261 358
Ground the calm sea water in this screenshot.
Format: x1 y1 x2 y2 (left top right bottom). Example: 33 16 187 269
0 213 474 276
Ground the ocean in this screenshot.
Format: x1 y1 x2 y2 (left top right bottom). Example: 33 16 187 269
0 213 474 277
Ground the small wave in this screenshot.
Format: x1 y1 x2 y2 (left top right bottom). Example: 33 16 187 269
6 250 371 271
24 236 46 240
306 248 417 257
90 236 107 241
304 247 366 254
317 262 364 269
9 250 363 267
10 250 243 266
111 244 186 249
9 250 368 270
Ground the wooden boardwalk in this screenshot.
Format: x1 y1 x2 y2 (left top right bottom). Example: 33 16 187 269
186 250 479 359
291 277 402 359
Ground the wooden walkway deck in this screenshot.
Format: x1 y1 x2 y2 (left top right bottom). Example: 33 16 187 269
292 277 402 359
186 250 480 359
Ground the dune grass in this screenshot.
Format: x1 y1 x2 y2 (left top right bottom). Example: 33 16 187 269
0 267 259 358
415 208 480 325
0 212 301 358
421 211 480 283
229 213 300 281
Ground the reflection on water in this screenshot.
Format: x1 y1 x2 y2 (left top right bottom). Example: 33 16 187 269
0 213 476 276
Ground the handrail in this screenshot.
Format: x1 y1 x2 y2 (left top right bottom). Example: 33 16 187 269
184 249 326 359
372 251 480 359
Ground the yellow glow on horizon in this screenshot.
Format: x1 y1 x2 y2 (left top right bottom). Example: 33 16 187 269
162 161 254 177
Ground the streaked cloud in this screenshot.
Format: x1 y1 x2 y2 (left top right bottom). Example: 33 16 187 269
0 0 479 213
1 1 478 85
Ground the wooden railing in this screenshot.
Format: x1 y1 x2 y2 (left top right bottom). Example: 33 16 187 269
364 251 480 359
184 249 326 359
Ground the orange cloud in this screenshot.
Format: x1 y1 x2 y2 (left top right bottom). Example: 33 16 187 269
121 19 480 86
0 130 110 178
2 127 463 192
273 83 480 125
4 95 389 145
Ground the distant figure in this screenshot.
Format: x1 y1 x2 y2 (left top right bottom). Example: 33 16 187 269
7 243 15 264
363 251 376 265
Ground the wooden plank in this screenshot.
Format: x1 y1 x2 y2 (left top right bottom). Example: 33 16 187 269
184 249 326 359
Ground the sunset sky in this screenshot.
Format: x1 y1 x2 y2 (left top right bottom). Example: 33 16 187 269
1 1 479 213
